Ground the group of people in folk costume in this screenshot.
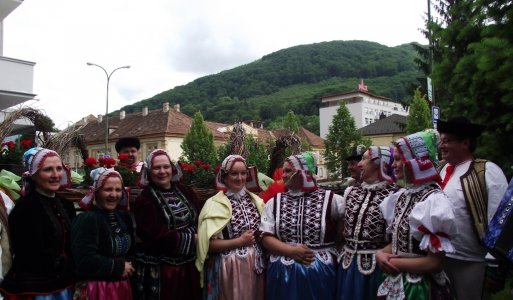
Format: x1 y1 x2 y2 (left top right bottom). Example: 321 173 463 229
0 116 510 300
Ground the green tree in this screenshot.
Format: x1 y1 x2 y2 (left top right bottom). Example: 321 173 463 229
180 111 218 166
282 110 300 133
428 0 513 176
406 88 432 134
324 104 363 179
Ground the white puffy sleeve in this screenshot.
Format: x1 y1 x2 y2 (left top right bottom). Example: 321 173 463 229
330 190 345 220
485 162 508 222
409 190 457 253
259 196 278 235
379 188 404 234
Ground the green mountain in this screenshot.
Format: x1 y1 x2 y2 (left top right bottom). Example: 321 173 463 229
118 40 424 135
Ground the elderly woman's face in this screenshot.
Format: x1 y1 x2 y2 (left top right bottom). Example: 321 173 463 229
96 176 123 211
32 156 63 194
150 154 173 189
223 161 247 192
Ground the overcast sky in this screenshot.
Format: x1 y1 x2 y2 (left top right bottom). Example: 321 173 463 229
4 0 429 129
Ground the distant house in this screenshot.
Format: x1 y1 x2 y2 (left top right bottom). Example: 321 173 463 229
358 114 407 146
319 80 408 138
65 103 329 180
0 0 36 134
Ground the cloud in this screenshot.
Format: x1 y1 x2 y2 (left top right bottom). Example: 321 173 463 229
3 0 428 130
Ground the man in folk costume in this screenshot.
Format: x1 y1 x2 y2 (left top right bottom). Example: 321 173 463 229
437 116 508 300
337 146 397 300
115 137 143 172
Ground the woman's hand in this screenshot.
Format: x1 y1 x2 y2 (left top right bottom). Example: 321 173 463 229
122 261 135 278
289 244 315 265
376 249 400 274
237 230 255 247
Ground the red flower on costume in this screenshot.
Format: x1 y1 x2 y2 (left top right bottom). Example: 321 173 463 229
214 165 221 174
202 164 210 170
194 160 202 166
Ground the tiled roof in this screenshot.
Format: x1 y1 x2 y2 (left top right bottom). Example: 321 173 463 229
75 107 324 148
359 114 407 135
78 108 209 144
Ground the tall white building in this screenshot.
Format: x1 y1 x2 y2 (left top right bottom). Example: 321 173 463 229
0 0 36 132
319 80 408 138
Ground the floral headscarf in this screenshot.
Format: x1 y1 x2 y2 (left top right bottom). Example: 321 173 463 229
22 147 71 194
215 155 246 191
285 152 318 192
394 130 441 185
137 149 182 187
367 146 395 183
79 167 129 211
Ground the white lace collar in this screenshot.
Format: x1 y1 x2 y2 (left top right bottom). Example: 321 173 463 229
361 181 390 191
225 188 247 200
403 182 433 195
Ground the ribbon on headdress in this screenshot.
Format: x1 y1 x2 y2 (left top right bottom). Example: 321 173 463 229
0 169 21 200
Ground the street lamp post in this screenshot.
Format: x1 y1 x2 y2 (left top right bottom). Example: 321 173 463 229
87 62 130 155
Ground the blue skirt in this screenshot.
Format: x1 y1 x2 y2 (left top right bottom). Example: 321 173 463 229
267 256 336 300
336 258 383 300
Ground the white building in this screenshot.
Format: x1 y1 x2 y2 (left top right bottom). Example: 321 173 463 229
0 0 36 133
319 80 408 138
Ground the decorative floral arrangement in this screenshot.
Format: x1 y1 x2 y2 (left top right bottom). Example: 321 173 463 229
179 160 219 189
0 138 33 165
81 154 138 187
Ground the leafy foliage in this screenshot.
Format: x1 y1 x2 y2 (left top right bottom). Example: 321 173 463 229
406 88 432 134
324 105 364 179
115 41 422 135
217 132 270 175
427 0 513 176
180 112 218 167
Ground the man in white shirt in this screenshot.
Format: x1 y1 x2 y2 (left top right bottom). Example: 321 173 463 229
437 116 508 300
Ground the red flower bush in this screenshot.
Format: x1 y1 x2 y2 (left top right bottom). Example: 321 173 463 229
179 160 219 189
0 138 34 165
99 157 116 168
84 157 97 167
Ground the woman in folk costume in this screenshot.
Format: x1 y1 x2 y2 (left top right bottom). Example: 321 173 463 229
196 155 265 300
0 147 75 299
337 146 397 300
260 152 343 300
133 149 202 300
376 131 456 299
71 168 135 299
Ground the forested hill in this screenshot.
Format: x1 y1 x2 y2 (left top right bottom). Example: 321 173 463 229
118 40 424 135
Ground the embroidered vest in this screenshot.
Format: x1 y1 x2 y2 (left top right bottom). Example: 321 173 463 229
460 159 488 242
439 159 488 242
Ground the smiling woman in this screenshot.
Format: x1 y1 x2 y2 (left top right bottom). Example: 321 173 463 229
0 147 76 299
72 168 135 299
133 149 203 300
